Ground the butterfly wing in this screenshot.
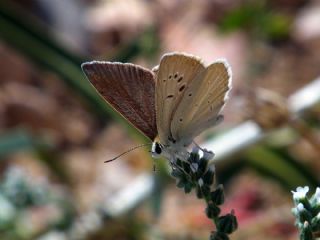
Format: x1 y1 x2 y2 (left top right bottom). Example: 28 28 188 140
155 53 206 145
82 61 157 140
171 59 231 144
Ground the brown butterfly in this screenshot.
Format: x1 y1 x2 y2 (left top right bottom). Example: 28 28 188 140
82 52 231 162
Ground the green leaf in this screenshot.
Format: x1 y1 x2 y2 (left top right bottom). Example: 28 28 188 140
0 130 36 157
245 146 317 190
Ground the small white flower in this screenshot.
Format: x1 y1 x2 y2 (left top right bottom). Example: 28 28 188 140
292 207 299 216
190 163 198 173
198 178 204 186
314 187 320 203
297 203 305 212
191 146 200 154
292 186 309 200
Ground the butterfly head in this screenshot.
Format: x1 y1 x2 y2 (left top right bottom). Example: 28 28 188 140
151 136 174 160
151 141 163 159
151 136 191 162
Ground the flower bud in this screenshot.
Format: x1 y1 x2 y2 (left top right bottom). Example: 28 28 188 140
210 185 225 205
190 148 200 163
292 186 310 207
183 182 193 194
196 157 208 179
300 221 313 240
171 169 183 178
311 212 320 232
196 179 210 198
217 211 238 234
294 203 312 223
310 187 320 213
206 203 220 218
202 166 215 186
190 163 198 174
182 161 191 174
210 231 229 240
196 185 203 199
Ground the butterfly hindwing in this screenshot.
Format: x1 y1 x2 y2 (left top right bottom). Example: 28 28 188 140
171 60 231 144
156 53 205 145
82 61 157 140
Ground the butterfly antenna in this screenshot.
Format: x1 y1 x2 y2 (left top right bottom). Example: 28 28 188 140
193 141 210 153
192 141 204 151
192 141 214 158
104 143 152 163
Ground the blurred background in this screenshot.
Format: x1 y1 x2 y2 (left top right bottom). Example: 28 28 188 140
0 0 320 239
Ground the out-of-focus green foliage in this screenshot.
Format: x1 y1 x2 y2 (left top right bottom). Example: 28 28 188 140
245 146 317 190
0 130 38 158
219 1 291 41
0 130 69 182
112 27 160 62
0 167 75 239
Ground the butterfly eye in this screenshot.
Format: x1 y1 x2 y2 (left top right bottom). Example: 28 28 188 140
155 143 162 154
151 142 163 158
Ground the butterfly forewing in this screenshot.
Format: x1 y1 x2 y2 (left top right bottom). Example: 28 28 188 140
171 60 231 143
82 61 157 140
156 53 206 145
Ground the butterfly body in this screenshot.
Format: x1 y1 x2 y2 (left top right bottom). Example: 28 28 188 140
151 136 190 162
82 52 231 162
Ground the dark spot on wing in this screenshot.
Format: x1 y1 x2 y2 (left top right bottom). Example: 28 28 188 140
177 76 183 83
166 95 174 99
174 73 178 78
169 75 172 79
179 85 186 92
188 93 192 97
179 118 183 122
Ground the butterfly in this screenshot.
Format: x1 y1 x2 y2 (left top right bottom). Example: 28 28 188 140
81 52 231 162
